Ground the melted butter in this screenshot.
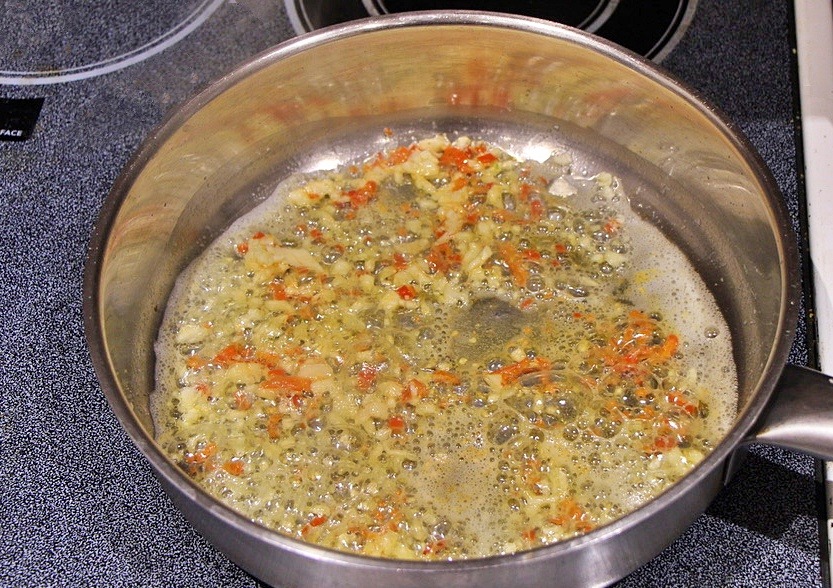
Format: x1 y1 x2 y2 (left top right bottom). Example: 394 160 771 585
152 134 737 560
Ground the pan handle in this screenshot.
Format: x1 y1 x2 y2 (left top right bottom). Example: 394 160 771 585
744 364 833 460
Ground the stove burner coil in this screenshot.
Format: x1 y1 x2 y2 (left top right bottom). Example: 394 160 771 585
285 0 697 62
0 0 223 85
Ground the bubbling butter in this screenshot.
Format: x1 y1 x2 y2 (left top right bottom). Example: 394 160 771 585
153 134 737 560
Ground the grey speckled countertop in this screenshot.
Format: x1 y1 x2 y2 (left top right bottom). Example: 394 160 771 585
0 1 826 587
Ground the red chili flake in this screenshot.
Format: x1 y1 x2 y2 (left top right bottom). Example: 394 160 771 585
269 282 288 300
425 242 462 274
386 145 416 166
184 442 217 476
470 180 494 196
233 390 253 410
431 370 461 386
451 176 468 191
186 355 207 370
498 242 528 288
439 146 474 173
666 391 699 417
387 415 406 434
301 514 329 537
397 284 417 300
491 357 552 385
345 180 378 207
222 459 244 476
422 538 447 556
401 378 430 402
356 364 379 391
651 435 678 452
261 374 313 393
393 252 409 270
603 219 622 234
255 352 284 370
529 197 546 220
267 413 283 439
521 248 543 261
212 343 251 367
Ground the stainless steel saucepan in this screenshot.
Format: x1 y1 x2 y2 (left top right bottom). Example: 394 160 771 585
83 12 833 588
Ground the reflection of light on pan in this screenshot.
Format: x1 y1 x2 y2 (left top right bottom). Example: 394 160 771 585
0 0 223 86
283 0 698 62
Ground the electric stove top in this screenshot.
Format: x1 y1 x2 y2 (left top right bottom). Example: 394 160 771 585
285 0 697 61
0 2 828 586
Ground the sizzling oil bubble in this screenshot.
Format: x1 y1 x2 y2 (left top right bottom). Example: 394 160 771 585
152 134 737 561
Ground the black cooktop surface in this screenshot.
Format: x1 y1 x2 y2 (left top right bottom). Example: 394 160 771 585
286 0 697 61
0 1 825 587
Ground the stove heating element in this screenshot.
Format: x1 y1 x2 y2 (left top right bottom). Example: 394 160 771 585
0 0 223 85
285 0 697 61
